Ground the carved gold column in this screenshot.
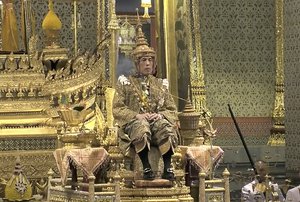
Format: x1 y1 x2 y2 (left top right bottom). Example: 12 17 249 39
154 0 163 77
105 87 115 128
269 0 285 146
108 0 119 87
73 0 77 56
0 3 3 49
186 0 210 114
96 0 102 43
199 172 206 202
162 0 178 103
97 0 109 43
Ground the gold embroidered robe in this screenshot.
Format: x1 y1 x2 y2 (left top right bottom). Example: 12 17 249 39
113 75 179 156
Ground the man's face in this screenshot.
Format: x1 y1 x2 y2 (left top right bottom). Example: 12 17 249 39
256 161 268 181
257 167 267 179
137 56 154 76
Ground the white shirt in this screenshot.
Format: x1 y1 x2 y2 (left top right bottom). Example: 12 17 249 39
241 180 285 202
286 186 300 202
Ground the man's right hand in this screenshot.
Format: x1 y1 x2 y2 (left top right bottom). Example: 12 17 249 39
135 113 151 120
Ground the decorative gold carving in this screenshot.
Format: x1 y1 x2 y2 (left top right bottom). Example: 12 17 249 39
48 170 119 202
178 95 201 146
119 17 136 56
29 35 38 54
4 156 33 201
105 87 115 128
0 99 50 112
0 151 57 180
186 0 210 115
269 0 285 146
57 107 96 148
71 0 80 56
199 168 231 202
172 147 186 188
43 51 103 96
42 47 68 61
120 186 193 202
108 0 119 87
202 111 217 146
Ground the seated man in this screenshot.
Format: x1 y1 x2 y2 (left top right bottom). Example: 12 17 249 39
113 24 179 181
241 161 285 202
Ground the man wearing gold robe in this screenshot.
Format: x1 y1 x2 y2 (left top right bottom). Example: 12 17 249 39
1 0 19 51
113 24 178 181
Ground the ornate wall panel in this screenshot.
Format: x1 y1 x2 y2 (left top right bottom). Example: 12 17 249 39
213 117 271 146
0 138 56 151
284 0 300 176
199 0 276 117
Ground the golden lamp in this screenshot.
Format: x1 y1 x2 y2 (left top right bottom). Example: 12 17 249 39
141 0 152 18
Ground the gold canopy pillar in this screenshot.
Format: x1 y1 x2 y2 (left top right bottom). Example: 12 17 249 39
155 0 178 105
108 0 119 88
269 0 285 146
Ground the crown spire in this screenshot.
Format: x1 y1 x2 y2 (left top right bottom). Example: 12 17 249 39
132 8 155 62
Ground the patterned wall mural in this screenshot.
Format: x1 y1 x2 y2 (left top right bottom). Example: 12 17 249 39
284 0 300 175
198 0 276 117
175 0 190 111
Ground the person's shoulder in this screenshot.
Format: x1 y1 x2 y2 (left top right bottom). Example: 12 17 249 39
286 185 300 201
150 76 169 89
117 75 131 85
287 185 300 193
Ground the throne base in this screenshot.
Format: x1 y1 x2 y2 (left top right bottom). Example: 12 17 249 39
120 186 194 202
135 179 173 188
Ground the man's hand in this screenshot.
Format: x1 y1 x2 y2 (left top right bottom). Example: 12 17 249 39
135 113 163 121
148 113 163 121
136 113 151 120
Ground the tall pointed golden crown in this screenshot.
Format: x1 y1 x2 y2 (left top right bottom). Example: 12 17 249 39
132 12 155 62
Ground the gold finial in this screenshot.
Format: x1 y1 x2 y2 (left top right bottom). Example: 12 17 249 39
49 0 54 10
42 0 62 31
42 0 62 48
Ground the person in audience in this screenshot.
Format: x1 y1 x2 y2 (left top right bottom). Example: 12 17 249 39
241 160 285 201
286 185 300 202
286 168 300 202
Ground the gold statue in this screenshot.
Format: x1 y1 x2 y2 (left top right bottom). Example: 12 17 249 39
4 156 32 201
